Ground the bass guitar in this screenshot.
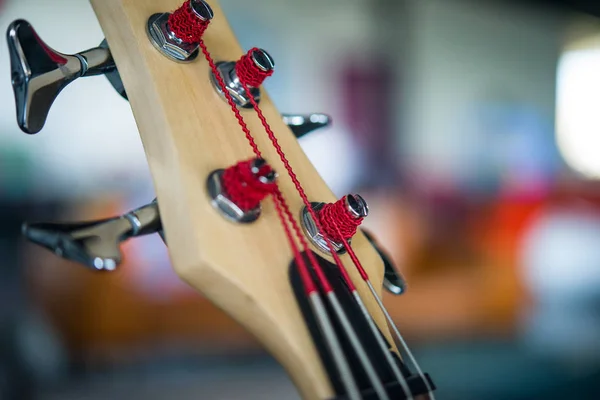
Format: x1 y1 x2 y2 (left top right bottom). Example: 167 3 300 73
7 1 436 399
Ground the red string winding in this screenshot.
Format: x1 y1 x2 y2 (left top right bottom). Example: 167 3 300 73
235 48 273 87
222 159 276 211
168 1 210 44
318 198 363 242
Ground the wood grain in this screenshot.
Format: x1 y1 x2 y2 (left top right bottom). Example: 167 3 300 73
88 1 390 398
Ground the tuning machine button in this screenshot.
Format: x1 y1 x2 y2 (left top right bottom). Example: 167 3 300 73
6 20 122 134
22 200 163 271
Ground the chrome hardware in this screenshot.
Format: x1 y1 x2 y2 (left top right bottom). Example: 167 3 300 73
300 202 347 255
251 158 279 184
146 0 213 62
206 170 262 223
300 195 367 255
362 230 407 296
345 194 369 219
146 13 200 63
190 0 215 20
100 39 127 100
210 62 259 108
7 20 116 134
283 113 332 139
22 201 164 271
250 49 275 72
209 49 274 108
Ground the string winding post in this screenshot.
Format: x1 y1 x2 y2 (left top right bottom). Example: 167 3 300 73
235 48 275 87
221 158 278 211
168 0 213 44
317 195 367 242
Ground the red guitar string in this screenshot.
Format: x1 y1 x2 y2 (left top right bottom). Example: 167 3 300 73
198 42 261 157
198 41 323 294
168 2 211 44
337 229 369 281
235 48 273 87
317 199 368 280
272 187 333 292
272 195 316 293
192 19 415 397
221 159 277 211
317 199 363 242
238 78 358 292
236 51 368 289
232 51 338 293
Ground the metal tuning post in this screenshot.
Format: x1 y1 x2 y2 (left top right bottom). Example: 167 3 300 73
22 200 163 271
146 0 214 63
210 48 275 108
300 194 369 255
6 20 121 134
282 113 331 139
362 230 407 296
207 158 278 223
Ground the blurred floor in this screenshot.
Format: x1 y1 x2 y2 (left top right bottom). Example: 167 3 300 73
37 357 301 400
30 342 600 400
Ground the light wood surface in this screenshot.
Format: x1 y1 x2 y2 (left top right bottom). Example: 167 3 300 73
88 1 389 398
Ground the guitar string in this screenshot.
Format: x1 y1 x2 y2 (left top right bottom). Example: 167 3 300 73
235 47 432 398
197 41 363 400
337 233 435 399
240 80 392 400
314 200 415 398
351 289 413 400
196 18 398 398
272 196 361 399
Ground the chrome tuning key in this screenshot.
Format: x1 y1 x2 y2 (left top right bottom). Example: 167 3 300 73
6 18 330 138
210 48 275 108
147 0 214 62
6 20 123 134
22 201 163 271
283 113 331 139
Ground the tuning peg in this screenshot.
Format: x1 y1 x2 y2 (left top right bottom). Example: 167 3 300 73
22 200 163 271
282 114 331 139
7 20 119 134
7 18 330 139
362 230 407 295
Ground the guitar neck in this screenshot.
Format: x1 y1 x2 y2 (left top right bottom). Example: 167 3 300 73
89 0 390 398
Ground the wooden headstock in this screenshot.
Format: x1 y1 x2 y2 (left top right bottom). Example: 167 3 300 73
7 1 435 399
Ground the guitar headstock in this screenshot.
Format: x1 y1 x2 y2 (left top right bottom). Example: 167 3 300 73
7 1 434 399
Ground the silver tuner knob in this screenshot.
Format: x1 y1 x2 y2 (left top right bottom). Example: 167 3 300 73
7 20 117 134
282 114 331 139
22 200 164 271
362 230 407 296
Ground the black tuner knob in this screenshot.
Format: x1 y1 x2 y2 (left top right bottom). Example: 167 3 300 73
362 230 407 296
282 113 331 139
22 201 163 271
6 20 120 134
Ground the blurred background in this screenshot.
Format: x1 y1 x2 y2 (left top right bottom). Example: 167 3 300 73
2 0 600 398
